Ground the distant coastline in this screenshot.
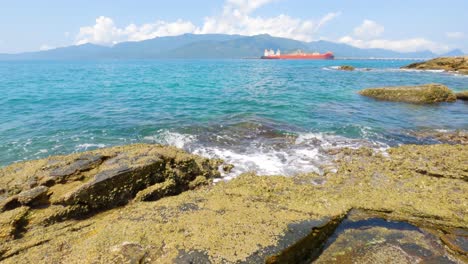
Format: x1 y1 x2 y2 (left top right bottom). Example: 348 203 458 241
0 34 464 60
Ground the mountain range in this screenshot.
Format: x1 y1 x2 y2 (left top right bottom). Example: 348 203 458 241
0 34 464 60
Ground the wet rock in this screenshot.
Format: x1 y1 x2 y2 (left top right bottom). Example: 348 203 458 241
265 216 344 264
402 56 468 74
359 83 457 104
338 65 355 71
315 210 458 264
456 91 468 100
440 231 468 257
410 130 468 145
222 164 234 173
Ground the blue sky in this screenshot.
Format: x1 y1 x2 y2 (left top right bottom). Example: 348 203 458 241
0 0 467 54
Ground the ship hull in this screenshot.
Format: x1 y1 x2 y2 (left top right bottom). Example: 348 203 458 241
261 53 334 60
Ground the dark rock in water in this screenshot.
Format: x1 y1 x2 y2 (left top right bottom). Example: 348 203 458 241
359 83 457 104
338 65 355 71
410 130 468 145
264 216 344 264
315 210 462 264
402 56 468 75
456 91 468 100
440 230 468 258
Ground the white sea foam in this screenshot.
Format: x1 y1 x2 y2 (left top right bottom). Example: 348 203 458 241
143 130 195 149
75 143 106 151
151 130 387 181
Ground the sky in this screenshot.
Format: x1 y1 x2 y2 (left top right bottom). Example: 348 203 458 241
0 0 467 54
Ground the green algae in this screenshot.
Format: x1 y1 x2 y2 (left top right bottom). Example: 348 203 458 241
0 143 467 263
403 56 468 74
359 83 457 104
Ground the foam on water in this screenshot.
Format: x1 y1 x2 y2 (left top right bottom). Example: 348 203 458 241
149 129 388 180
75 143 106 151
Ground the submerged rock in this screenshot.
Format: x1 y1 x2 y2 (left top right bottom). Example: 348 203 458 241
358 83 457 104
411 130 468 145
338 65 355 71
0 143 466 263
402 56 468 75
456 91 468 100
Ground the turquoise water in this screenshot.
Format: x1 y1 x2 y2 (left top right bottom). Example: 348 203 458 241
1 60 467 176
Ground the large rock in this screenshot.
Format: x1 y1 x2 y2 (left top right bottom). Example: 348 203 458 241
0 144 223 223
402 56 468 74
338 65 355 71
359 83 457 104
456 91 468 100
0 143 467 263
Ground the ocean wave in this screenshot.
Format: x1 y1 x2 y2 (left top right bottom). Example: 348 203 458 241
149 130 387 180
143 130 195 149
75 143 106 151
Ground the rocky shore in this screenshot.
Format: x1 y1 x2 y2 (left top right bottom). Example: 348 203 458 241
402 56 468 75
0 142 467 263
359 83 457 104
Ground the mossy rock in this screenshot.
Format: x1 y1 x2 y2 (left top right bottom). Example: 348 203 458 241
456 91 468 100
359 83 457 104
0 143 467 263
338 65 355 71
402 56 468 74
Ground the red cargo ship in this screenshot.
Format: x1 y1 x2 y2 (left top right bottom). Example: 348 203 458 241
261 49 334 60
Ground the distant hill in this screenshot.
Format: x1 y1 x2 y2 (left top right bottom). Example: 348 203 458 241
0 34 463 60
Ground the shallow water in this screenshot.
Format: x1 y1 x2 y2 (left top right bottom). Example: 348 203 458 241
1 59 467 176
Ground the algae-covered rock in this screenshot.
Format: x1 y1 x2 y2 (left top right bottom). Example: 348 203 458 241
402 56 468 74
456 91 468 100
358 83 457 104
0 143 467 263
0 144 222 223
411 130 468 145
338 65 355 71
0 207 29 242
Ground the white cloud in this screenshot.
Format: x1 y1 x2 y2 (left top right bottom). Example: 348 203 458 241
353 20 384 39
76 16 197 46
39 44 54 51
75 1 341 45
337 19 450 53
446 32 464 39
339 35 449 53
195 0 340 42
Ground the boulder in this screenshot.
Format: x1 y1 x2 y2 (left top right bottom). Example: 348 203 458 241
358 83 457 104
402 56 468 74
456 91 468 100
338 65 355 71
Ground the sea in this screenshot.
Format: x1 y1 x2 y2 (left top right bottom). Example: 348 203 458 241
1 59 467 179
